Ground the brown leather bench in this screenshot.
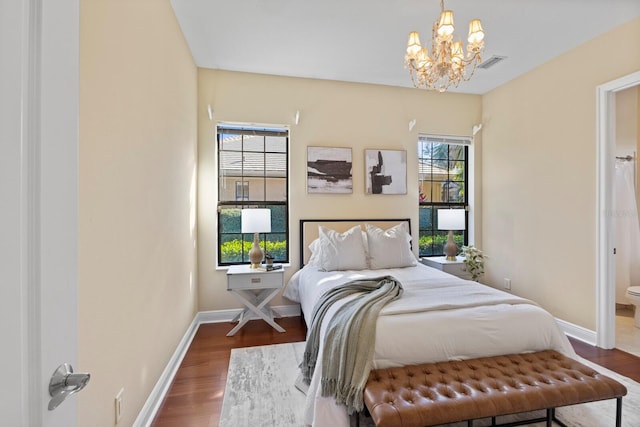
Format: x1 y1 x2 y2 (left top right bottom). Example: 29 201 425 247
362 350 627 427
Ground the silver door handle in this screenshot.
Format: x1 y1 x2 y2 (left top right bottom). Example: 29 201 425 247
48 363 90 410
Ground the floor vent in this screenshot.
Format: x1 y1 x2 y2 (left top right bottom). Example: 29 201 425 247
479 55 507 69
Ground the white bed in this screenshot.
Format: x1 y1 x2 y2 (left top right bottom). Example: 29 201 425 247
283 219 575 427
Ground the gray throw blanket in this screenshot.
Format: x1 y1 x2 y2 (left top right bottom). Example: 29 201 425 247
300 276 403 414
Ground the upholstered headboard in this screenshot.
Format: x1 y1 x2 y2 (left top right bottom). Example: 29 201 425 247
299 218 411 268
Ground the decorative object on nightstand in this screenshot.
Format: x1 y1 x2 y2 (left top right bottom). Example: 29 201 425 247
264 253 274 267
226 265 285 336
437 208 465 260
461 245 485 281
242 208 271 268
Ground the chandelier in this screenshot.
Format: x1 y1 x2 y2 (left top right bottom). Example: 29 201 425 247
404 0 485 92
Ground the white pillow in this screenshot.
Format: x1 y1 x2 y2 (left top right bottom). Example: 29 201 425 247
307 238 324 267
310 225 368 271
366 223 417 269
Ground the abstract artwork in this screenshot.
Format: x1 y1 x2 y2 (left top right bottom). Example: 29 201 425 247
307 146 353 194
365 149 407 195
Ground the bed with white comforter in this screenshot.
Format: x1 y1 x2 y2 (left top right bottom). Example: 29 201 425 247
285 219 576 427
284 263 576 427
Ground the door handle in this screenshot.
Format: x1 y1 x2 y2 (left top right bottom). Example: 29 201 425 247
48 363 90 410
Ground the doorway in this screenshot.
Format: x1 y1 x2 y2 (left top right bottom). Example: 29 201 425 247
596 70 640 350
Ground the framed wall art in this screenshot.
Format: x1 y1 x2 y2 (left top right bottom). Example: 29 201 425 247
307 146 353 194
365 149 407 195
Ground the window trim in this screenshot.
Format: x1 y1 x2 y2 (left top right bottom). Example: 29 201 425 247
418 134 471 258
216 123 290 267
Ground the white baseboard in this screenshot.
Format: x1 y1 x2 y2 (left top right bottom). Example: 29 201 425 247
556 317 597 346
132 315 201 427
133 303 301 426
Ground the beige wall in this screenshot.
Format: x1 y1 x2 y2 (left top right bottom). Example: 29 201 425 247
481 17 640 330
79 1 197 426
197 70 482 311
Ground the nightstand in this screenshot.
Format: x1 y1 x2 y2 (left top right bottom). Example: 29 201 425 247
421 256 472 280
226 265 286 336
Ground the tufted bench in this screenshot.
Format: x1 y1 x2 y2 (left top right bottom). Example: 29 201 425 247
362 350 627 427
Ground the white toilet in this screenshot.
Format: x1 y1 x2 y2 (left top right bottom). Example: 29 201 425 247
626 286 640 327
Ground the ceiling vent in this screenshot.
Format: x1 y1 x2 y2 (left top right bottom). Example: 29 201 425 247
478 55 507 70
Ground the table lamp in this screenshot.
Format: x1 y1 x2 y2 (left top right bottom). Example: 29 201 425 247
241 208 271 268
437 209 466 261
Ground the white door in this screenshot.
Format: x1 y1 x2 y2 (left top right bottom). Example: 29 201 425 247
1 1 80 425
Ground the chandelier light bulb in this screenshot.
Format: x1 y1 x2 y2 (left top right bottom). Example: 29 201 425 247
451 41 464 65
406 31 422 58
467 19 485 45
437 10 455 38
416 47 430 68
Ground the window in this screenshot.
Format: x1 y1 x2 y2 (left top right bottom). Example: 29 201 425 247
235 181 249 201
418 135 469 257
217 125 289 266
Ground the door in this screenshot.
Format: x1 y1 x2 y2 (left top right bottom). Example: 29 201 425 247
1 1 80 425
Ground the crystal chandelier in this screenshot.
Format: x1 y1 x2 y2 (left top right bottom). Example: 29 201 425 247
404 0 485 92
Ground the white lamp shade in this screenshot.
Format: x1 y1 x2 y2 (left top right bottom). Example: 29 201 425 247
241 209 271 233
437 209 466 230
468 19 485 44
406 31 422 57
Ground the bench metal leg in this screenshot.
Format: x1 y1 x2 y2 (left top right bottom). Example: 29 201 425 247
616 397 622 427
551 408 569 427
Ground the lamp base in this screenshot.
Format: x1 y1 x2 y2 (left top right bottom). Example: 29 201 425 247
443 230 458 261
248 233 264 269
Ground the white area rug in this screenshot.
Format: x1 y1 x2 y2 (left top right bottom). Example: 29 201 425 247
220 342 640 427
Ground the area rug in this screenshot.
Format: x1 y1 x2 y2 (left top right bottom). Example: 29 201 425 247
220 342 640 427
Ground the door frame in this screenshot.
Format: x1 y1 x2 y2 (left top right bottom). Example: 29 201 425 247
596 70 640 349
1 0 80 425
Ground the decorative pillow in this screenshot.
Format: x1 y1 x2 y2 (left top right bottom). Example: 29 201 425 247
366 223 417 269
307 238 323 267
310 225 368 271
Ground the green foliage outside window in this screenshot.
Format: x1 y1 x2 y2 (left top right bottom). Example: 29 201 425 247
418 233 464 256
220 239 287 263
219 207 287 264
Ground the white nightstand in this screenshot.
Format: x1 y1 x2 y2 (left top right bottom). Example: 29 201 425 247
421 256 472 280
226 265 286 336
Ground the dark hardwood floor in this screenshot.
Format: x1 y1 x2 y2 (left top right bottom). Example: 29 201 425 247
151 317 640 426
151 317 306 427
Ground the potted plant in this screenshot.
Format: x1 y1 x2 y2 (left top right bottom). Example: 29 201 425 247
461 245 485 281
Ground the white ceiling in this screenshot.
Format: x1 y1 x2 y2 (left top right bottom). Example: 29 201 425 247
170 0 640 95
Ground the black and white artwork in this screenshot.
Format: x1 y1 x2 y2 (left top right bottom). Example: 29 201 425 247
365 149 407 195
307 146 353 194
